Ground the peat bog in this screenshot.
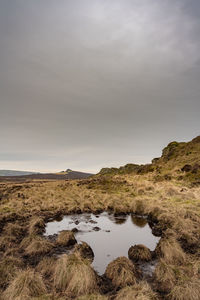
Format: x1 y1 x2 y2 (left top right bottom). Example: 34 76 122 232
45 212 160 275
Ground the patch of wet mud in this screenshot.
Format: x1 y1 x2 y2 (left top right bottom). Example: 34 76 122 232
139 259 158 278
44 212 160 275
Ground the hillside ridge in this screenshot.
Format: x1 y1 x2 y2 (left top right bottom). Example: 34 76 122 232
99 135 200 184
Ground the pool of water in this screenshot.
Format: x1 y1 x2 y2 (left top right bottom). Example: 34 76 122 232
44 212 160 275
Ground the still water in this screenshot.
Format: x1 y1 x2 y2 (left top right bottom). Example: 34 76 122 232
44 212 160 274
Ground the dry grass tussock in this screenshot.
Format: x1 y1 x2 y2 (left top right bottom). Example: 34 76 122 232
0 256 24 288
76 294 108 300
154 259 178 292
115 281 158 300
168 278 200 300
21 235 53 256
154 258 198 294
36 256 57 278
105 256 137 288
0 235 16 252
56 230 76 246
128 244 152 262
155 236 186 264
74 241 94 261
0 222 26 252
29 217 45 235
31 295 65 300
3 269 47 300
53 253 98 297
3 222 25 238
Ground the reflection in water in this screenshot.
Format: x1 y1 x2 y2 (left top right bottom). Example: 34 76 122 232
114 217 128 224
107 214 128 225
131 215 147 228
44 212 160 275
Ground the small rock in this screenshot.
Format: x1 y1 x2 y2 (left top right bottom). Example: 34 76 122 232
89 220 98 224
93 226 101 231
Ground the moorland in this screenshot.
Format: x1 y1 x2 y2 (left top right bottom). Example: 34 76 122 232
0 136 200 300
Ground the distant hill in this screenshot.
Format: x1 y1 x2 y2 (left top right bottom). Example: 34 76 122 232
0 170 39 176
0 169 93 181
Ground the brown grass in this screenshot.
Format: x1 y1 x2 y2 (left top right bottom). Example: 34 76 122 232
53 253 98 297
0 235 16 252
36 256 57 278
31 295 53 300
154 259 177 292
31 295 65 300
3 269 47 300
155 236 186 264
20 235 53 256
115 281 158 300
76 294 108 300
29 217 45 235
56 230 77 247
0 164 200 300
128 244 152 262
3 222 25 239
26 237 53 256
105 256 137 288
153 257 198 294
32 296 65 300
168 278 200 300
0 256 24 288
74 242 94 261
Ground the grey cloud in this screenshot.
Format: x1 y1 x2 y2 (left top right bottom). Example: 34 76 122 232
0 0 200 172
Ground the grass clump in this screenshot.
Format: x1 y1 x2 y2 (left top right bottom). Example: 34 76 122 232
31 295 65 300
154 259 177 292
3 269 47 300
155 237 186 264
128 244 152 262
74 242 94 261
153 258 195 293
0 256 24 288
168 278 200 300
0 235 16 251
29 217 45 235
76 294 108 300
56 230 77 247
105 256 137 288
31 295 53 300
53 253 98 297
3 222 25 239
22 235 53 256
36 256 56 278
115 281 158 300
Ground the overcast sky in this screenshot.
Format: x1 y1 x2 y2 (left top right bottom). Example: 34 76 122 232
0 0 200 173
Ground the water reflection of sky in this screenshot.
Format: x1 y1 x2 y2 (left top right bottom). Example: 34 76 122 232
45 212 160 274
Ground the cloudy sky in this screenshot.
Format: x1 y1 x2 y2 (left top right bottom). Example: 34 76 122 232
0 0 200 173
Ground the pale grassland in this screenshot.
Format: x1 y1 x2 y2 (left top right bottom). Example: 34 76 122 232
0 173 200 299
